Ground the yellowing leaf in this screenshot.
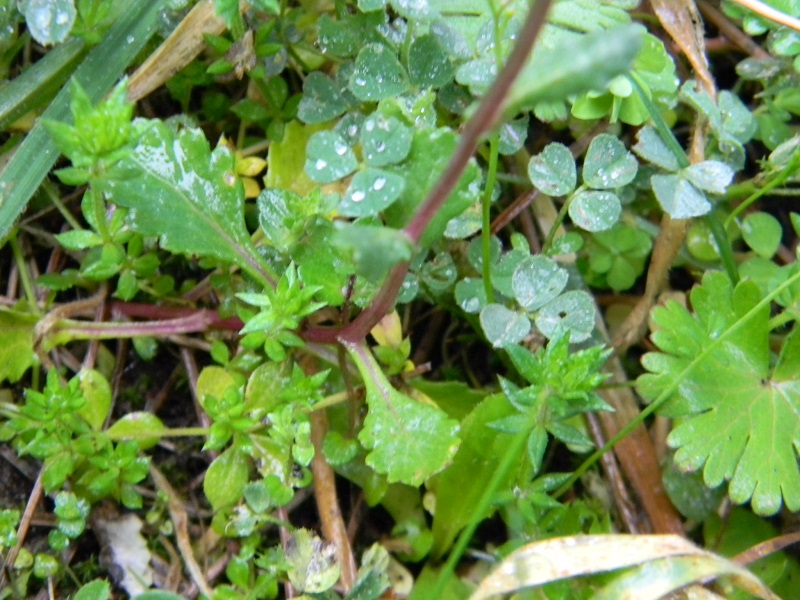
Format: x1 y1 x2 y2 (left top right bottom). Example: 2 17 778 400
0 307 38 384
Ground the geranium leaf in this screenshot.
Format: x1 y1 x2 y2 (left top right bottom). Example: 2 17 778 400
346 342 460 486
638 271 800 515
101 121 271 285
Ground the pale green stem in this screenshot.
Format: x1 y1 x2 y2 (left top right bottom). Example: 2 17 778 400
542 185 584 253
725 150 800 227
10 235 39 313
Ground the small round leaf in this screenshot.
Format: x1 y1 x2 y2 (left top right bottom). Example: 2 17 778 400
583 133 638 189
742 212 782 258
512 256 568 311
569 190 621 232
651 173 711 219
350 44 410 102
455 278 488 314
338 168 405 217
528 143 576 196
683 160 734 195
480 304 531 348
298 73 350 124
408 34 453 88
535 291 595 343
359 113 412 167
304 131 357 183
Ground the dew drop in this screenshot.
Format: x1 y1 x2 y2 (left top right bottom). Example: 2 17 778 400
334 140 348 156
354 77 367 87
347 124 358 137
351 190 366 203
461 297 480 312
364 119 375 132
224 172 236 185
126 35 135 44
373 177 386 191
375 141 386 153
55 11 69 25
315 158 328 170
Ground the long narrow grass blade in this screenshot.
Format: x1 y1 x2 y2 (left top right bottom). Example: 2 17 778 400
0 0 164 243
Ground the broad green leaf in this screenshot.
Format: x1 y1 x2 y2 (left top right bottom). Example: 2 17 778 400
633 125 680 172
21 0 76 46
505 25 643 116
512 255 568 311
204 446 250 511
106 412 166 450
638 272 800 515
297 72 351 124
683 160 734 195
304 130 358 183
742 212 782 259
569 190 621 232
338 169 405 217
350 44 410 102
0 307 37 384
408 34 453 88
384 127 481 248
650 173 711 219
359 113 412 167
428 393 517 558
479 304 531 348
582 133 637 189
101 121 270 284
347 343 460 486
535 290 595 343
527 143 576 196
77 369 111 432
